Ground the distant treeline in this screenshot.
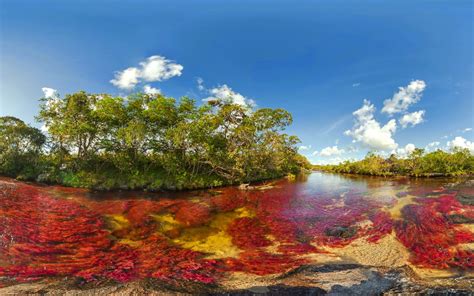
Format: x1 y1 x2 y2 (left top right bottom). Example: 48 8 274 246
316 149 474 177
0 91 311 190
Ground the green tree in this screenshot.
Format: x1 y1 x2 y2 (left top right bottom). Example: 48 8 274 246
0 116 45 178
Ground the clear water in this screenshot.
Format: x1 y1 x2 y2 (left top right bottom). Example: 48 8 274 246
0 173 472 291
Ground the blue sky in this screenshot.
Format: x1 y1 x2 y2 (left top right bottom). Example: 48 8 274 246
1 0 472 163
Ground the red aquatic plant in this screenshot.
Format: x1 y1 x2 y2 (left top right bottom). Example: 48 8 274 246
394 194 474 269
173 201 212 227
209 188 247 212
277 243 321 255
227 217 271 249
365 212 393 243
0 182 220 286
1 177 473 287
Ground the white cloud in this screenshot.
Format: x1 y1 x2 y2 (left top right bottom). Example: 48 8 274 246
110 67 141 90
298 145 311 151
139 55 183 82
346 145 359 153
41 87 59 99
399 110 425 128
395 143 416 157
41 87 61 109
143 84 161 95
425 141 440 151
204 84 255 108
382 80 426 115
345 100 398 151
197 77 205 91
319 145 345 157
110 55 183 90
447 136 474 153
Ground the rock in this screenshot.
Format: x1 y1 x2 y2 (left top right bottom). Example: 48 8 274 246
239 183 251 190
324 226 357 238
246 286 270 294
36 173 51 183
212 285 326 295
238 183 275 191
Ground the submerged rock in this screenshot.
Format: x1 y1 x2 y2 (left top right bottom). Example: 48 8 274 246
324 226 357 239
456 194 474 206
448 214 474 224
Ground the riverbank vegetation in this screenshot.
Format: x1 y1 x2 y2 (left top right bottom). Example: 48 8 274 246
0 91 311 190
316 148 474 177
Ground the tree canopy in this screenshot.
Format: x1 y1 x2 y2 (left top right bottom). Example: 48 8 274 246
0 91 310 190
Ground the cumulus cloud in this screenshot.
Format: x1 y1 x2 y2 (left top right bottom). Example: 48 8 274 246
399 110 425 128
110 55 183 90
204 84 255 108
140 56 183 82
42 87 59 99
319 145 345 157
110 67 141 90
395 143 416 157
345 100 398 150
425 141 440 151
447 136 474 153
382 80 426 115
143 84 161 95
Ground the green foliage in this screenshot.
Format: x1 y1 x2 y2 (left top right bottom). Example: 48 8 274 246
1 91 309 190
319 148 474 177
0 116 45 179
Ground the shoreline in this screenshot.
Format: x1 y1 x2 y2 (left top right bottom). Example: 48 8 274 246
0 173 290 193
3 168 469 193
1 263 472 295
312 169 473 179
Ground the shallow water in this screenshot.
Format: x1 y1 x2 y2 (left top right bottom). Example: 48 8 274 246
0 173 473 293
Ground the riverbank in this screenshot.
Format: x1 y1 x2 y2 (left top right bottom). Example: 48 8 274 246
313 169 473 179
315 148 474 178
1 170 301 192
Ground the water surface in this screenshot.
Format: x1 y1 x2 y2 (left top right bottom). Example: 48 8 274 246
0 173 472 292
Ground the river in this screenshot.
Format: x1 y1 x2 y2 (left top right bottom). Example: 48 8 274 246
0 173 473 294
